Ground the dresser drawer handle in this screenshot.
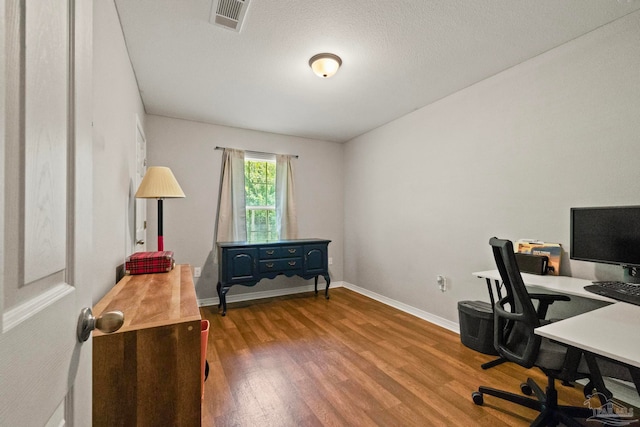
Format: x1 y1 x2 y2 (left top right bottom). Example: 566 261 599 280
266 250 275 255
288 261 296 266
288 249 297 254
266 263 274 268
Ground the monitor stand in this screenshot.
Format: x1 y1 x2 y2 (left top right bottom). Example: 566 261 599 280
624 266 640 284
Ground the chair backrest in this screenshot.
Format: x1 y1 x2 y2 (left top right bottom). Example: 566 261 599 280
490 237 541 368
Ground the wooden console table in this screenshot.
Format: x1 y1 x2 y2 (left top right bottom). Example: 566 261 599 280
92 265 202 427
217 238 331 315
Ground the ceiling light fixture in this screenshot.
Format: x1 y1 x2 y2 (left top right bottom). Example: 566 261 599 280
309 53 342 78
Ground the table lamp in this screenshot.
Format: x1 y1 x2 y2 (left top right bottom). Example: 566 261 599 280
135 166 185 251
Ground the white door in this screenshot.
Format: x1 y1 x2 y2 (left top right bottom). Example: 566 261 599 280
0 0 94 426
135 116 147 250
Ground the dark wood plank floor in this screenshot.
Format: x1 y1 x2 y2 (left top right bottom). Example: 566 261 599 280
200 287 591 426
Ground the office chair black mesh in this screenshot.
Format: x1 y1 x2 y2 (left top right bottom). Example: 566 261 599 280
472 238 597 427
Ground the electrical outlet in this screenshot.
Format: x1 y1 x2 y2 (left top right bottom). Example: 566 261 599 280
194 267 201 278
328 257 333 265
437 275 446 292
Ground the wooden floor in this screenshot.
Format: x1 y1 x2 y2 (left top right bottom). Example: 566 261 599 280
200 288 591 426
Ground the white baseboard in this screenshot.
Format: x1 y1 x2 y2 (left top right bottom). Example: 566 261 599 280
341 282 460 334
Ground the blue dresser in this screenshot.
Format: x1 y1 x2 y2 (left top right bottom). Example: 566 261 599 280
217 238 331 315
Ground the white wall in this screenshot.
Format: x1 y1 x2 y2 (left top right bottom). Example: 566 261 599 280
92 0 147 301
144 115 344 301
344 12 640 324
93 3 639 322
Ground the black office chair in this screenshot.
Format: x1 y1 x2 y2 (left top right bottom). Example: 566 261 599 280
472 238 597 427
480 273 571 371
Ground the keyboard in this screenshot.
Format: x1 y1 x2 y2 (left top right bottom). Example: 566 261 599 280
584 281 640 306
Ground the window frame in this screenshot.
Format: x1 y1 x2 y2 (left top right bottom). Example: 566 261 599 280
244 153 278 242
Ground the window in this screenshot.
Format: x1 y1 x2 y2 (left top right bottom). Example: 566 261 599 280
215 148 297 248
245 156 277 241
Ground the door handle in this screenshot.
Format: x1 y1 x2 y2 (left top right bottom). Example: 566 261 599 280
77 307 125 342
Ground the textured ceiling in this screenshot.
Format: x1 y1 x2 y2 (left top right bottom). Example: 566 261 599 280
114 0 640 143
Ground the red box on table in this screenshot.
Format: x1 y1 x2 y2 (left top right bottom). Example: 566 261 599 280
125 251 175 275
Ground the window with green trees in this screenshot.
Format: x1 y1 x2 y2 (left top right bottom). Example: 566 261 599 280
244 158 277 241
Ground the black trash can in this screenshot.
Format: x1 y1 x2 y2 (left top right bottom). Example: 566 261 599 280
458 300 498 355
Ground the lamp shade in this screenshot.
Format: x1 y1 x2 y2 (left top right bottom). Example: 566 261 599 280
309 53 342 78
135 166 185 199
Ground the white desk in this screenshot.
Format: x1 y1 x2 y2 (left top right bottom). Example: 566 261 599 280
535 302 640 369
473 270 616 303
473 270 640 377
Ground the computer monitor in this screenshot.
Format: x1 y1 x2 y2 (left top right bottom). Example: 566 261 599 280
570 206 640 278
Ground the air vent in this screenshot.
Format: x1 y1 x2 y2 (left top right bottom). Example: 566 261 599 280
210 0 251 32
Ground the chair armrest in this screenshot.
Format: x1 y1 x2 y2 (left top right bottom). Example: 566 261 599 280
529 293 571 319
529 293 571 302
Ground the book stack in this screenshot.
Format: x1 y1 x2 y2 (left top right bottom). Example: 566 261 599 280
125 251 175 275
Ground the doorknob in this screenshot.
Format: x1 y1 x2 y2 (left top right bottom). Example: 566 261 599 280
77 307 125 342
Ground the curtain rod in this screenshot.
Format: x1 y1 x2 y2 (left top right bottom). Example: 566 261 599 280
214 146 299 159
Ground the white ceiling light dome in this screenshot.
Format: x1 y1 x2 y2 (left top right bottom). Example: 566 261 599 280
309 53 342 78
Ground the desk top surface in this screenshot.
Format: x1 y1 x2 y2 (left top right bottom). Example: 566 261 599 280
93 264 200 336
474 269 638 368
473 269 616 303
535 302 640 368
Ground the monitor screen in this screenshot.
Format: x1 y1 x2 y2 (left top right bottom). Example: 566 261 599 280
570 206 640 267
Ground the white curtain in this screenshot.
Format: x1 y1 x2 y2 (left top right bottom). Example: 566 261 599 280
275 154 298 240
215 148 247 247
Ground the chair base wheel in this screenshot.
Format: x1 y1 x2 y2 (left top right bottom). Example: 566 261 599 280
472 391 484 405
520 382 533 395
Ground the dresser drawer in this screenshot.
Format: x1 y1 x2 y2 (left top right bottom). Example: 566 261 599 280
260 246 301 259
281 246 302 258
259 258 302 273
259 247 281 259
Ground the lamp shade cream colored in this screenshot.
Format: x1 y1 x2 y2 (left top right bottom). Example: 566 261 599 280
135 166 185 199
309 53 342 78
